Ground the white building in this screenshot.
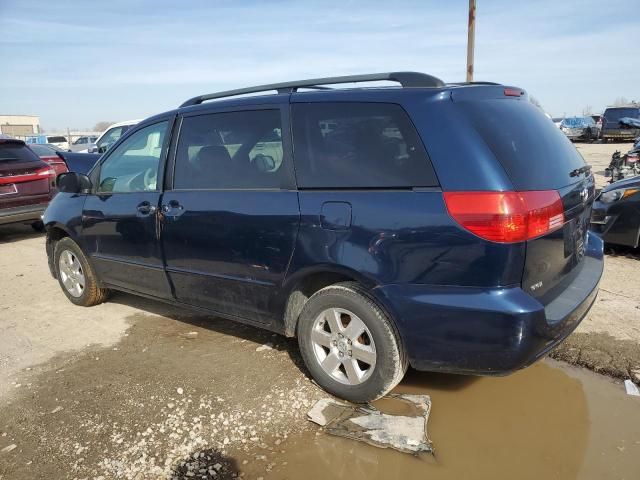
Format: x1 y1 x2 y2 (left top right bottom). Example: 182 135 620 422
0 115 40 137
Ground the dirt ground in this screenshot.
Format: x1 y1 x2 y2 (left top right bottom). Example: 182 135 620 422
0 141 639 479
549 142 640 380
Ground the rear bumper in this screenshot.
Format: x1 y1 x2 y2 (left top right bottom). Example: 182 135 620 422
373 232 604 375
0 203 47 226
602 129 639 140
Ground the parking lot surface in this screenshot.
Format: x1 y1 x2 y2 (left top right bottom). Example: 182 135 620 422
1 142 639 479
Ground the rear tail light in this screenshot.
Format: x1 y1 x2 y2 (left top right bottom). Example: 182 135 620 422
0 166 56 186
504 88 523 97
443 190 565 243
36 166 56 177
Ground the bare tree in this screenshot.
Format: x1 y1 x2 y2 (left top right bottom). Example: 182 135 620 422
613 97 630 107
93 121 114 132
582 105 593 116
530 96 543 109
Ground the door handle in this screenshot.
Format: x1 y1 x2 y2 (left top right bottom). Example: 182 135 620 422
136 201 157 215
161 199 185 219
162 200 184 215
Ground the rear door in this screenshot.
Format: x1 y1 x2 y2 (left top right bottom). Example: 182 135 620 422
81 120 172 298
453 94 595 304
160 104 299 324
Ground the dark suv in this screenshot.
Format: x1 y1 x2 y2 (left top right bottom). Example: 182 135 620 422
601 106 640 142
44 72 603 403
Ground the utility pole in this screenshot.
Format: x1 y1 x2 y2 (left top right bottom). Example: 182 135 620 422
466 0 476 82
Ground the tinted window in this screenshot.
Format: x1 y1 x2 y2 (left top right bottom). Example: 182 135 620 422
0 143 41 162
27 144 56 156
603 107 640 121
457 99 585 189
98 122 168 193
292 103 437 188
174 110 287 189
47 136 67 143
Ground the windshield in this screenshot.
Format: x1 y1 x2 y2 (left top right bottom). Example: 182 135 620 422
603 108 640 121
561 117 594 127
561 117 588 127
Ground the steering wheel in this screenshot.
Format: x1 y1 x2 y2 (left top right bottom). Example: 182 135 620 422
143 167 157 190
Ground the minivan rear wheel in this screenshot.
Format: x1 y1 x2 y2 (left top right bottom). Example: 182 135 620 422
297 282 407 403
54 237 110 307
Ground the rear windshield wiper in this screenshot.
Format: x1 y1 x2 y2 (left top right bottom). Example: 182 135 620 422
569 165 592 177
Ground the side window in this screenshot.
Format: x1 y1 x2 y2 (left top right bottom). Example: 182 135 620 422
292 102 438 188
174 110 286 189
97 121 168 193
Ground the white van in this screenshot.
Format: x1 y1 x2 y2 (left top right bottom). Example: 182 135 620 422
81 119 141 153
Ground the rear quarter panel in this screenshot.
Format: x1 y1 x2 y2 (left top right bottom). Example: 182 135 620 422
287 190 525 288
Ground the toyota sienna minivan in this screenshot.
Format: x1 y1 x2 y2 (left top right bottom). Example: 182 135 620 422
43 72 603 402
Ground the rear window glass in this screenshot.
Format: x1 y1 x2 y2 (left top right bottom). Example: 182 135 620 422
0 143 41 162
27 144 55 156
603 107 640 121
47 136 67 143
456 100 586 190
292 102 438 188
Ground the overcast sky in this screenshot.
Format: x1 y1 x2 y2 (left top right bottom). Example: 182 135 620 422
0 0 637 131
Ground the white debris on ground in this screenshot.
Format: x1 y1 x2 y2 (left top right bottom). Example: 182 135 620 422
255 343 274 352
624 379 640 396
49 379 322 479
1 444 17 453
307 394 433 454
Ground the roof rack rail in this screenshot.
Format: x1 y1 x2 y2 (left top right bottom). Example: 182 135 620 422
180 71 445 107
447 81 501 86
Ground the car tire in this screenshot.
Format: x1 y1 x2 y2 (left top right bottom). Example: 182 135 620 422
297 282 408 403
31 221 45 232
54 237 110 307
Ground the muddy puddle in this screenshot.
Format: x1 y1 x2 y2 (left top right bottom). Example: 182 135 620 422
267 361 640 480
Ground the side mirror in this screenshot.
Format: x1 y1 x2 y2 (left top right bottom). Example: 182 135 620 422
98 144 109 154
56 172 92 194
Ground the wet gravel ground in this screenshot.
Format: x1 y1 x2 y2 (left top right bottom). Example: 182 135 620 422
1 310 325 479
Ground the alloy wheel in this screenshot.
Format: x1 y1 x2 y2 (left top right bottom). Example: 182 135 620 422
310 307 377 385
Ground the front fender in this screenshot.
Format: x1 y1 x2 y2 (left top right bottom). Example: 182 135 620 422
43 193 87 276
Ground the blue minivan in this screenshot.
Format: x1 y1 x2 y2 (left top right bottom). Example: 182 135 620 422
44 72 603 402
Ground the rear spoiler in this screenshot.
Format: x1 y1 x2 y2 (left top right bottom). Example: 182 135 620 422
55 151 101 175
0 137 26 145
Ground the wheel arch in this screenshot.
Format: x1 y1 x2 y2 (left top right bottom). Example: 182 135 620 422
45 223 74 278
280 265 377 337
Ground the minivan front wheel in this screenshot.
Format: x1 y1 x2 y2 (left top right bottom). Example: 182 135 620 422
297 282 407 403
54 237 110 307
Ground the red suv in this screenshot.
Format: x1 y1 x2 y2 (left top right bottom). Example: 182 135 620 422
0 137 57 230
